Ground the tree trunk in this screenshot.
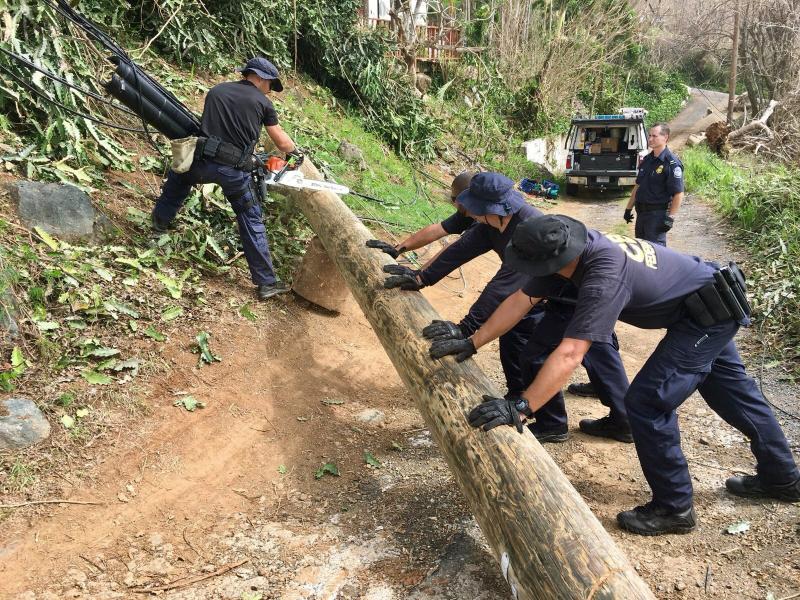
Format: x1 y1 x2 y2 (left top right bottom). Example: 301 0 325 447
277 159 656 599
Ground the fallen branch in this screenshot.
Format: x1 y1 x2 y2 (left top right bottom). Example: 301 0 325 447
0 499 104 509
130 559 249 594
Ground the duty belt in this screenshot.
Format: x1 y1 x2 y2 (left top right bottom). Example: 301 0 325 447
684 262 752 327
194 136 255 171
635 202 670 212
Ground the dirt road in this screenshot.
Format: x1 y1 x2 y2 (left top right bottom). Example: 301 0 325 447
1 187 799 599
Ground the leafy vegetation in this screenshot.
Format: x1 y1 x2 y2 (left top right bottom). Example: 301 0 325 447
684 146 800 366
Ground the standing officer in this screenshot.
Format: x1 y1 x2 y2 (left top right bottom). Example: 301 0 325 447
466 215 799 535
152 57 300 300
623 123 684 246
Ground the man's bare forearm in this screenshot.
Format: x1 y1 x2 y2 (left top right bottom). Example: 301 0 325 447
669 192 684 216
521 338 590 412
471 290 539 349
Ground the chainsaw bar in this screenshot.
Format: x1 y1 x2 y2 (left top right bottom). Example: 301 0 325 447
265 170 350 196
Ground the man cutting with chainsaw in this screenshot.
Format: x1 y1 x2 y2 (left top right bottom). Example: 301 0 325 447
152 57 301 300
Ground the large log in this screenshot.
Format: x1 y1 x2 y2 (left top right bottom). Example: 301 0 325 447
281 160 655 599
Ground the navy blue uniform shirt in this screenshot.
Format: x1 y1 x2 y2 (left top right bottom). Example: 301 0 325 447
201 80 279 151
420 203 542 287
440 211 474 235
420 203 542 335
635 147 684 205
521 231 717 344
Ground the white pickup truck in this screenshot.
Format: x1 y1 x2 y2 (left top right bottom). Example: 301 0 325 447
564 109 649 195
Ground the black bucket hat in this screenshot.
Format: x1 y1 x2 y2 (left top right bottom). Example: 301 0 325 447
455 172 526 217
236 57 283 92
504 215 588 276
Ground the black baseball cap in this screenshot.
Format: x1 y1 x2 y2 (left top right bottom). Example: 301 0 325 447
235 57 283 92
504 215 588 276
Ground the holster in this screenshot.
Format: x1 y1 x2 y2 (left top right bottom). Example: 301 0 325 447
684 262 751 327
194 136 256 171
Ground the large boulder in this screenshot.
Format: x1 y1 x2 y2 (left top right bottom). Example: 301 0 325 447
337 141 368 171
10 181 115 241
0 398 51 450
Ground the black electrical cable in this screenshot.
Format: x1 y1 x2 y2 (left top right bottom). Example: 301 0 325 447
0 63 146 133
0 47 138 116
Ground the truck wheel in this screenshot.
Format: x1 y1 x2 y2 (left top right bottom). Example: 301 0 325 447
566 183 579 196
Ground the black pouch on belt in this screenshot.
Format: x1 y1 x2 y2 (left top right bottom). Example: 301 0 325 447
714 271 747 321
721 262 752 318
685 282 731 326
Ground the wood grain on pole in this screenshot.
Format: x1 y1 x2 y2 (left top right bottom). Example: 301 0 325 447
280 160 655 600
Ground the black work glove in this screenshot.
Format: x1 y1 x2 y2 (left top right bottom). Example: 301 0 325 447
287 147 304 161
662 215 674 232
623 208 634 224
468 394 531 434
429 337 476 362
422 319 465 341
382 264 423 291
366 239 401 259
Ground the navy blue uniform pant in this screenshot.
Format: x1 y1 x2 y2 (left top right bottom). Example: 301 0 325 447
498 307 545 396
519 305 630 430
153 159 277 286
635 208 668 246
626 317 799 511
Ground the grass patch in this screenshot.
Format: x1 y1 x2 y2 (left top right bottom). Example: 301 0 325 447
277 83 453 236
684 146 800 367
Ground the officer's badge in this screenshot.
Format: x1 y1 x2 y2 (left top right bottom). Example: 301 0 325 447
656 165 664 174
674 166 683 178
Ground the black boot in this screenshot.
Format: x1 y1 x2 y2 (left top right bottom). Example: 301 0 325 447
257 281 291 300
567 382 598 397
528 423 569 443
617 502 696 536
578 415 634 443
725 475 800 502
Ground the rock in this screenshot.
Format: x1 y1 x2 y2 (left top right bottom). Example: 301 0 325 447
337 141 368 171
356 409 385 424
415 72 432 95
0 398 51 450
675 581 686 591
10 181 116 241
0 289 20 342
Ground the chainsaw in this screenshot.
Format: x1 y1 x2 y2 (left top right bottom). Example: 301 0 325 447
256 153 350 196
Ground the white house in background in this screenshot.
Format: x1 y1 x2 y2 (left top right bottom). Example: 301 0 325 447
364 0 428 25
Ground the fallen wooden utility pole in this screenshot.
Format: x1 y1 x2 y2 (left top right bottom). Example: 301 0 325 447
283 160 655 599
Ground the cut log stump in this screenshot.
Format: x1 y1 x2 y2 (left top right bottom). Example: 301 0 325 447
292 236 351 312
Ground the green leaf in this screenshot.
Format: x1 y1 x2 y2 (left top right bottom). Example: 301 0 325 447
154 272 182 299
143 326 167 342
161 306 183 322
33 226 59 250
174 396 205 412
726 521 750 535
129 320 138 332
390 441 404 452
238 303 257 321
88 347 120 358
195 330 221 365
81 370 113 385
61 414 75 429
321 398 345 406
314 462 340 479
277 465 287 474
35 321 59 331
75 407 89 419
104 299 140 318
364 451 381 468
10 346 26 371
93 266 114 282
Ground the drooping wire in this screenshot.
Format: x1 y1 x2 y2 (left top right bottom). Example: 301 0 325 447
0 46 138 116
0 63 146 133
755 313 800 422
